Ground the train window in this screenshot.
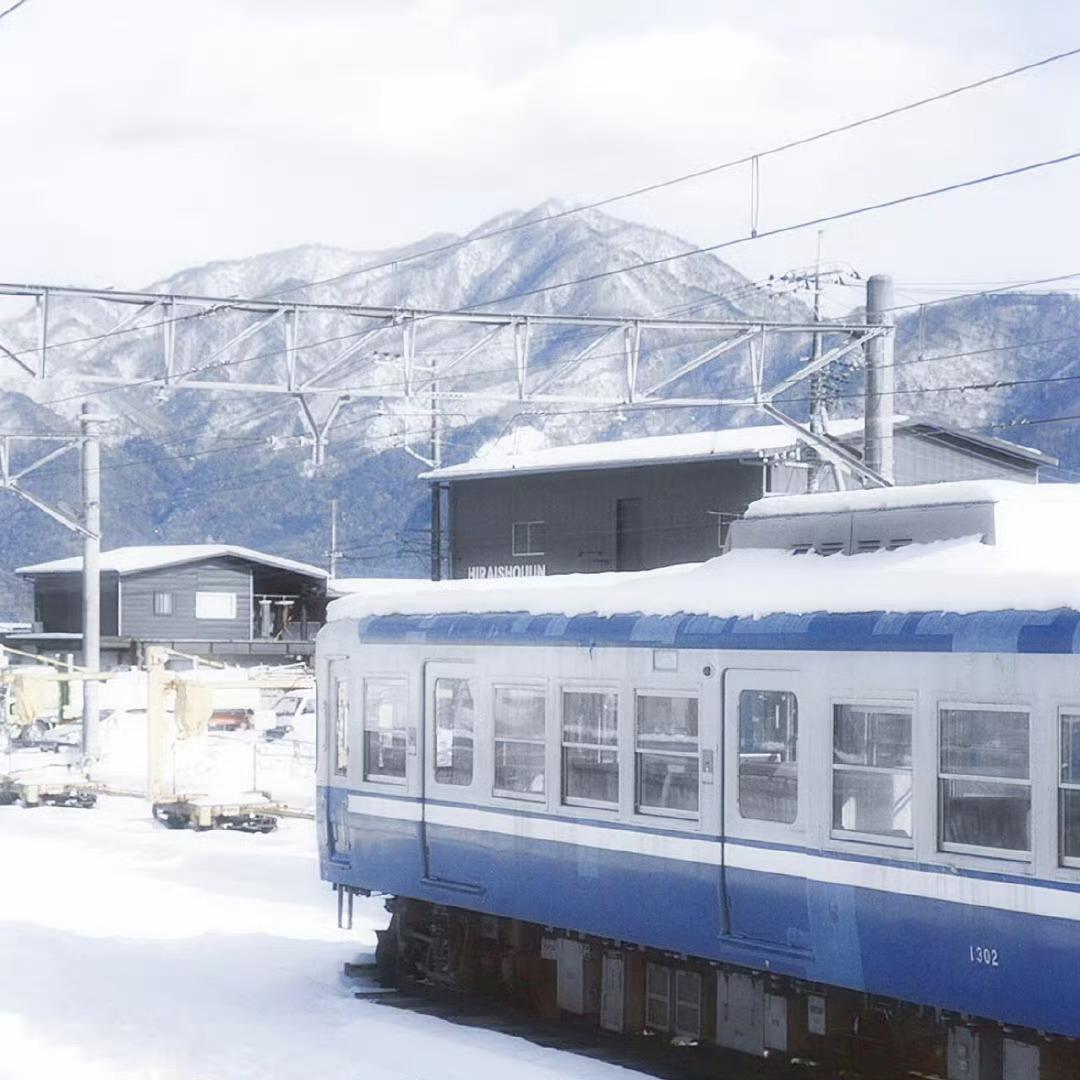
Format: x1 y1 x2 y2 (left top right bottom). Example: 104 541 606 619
562 689 619 807
1059 712 1080 865
493 686 546 799
737 690 798 824
635 694 699 817
939 707 1030 856
362 678 408 783
832 704 913 843
332 672 349 777
434 678 475 786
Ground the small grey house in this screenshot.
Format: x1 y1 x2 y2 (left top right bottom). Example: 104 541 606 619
11 545 329 666
423 416 1055 579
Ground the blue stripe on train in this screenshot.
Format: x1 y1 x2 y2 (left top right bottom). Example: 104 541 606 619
321 786 1080 1037
355 608 1080 654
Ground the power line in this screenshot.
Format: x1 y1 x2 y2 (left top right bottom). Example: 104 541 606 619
462 150 1080 311
258 45 1080 302
0 0 31 21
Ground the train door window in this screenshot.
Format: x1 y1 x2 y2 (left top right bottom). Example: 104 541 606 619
362 678 408 784
331 668 349 777
832 704 913 844
434 678 475 786
645 964 671 1031
1059 711 1080 866
562 689 619 807
635 693 699 818
493 686 546 799
939 706 1030 857
737 690 798 824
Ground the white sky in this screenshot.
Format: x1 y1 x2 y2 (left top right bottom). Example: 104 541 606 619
2 0 1080 309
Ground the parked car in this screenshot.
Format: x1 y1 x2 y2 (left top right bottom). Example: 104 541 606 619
208 707 255 732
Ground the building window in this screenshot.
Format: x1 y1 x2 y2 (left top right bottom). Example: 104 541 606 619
363 678 408 783
333 673 349 777
1061 711 1080 865
562 689 619 806
195 591 236 620
738 689 798 824
832 704 913 843
512 520 545 556
434 677 474 786
493 686 545 798
635 694 699 817
939 706 1030 856
152 591 173 616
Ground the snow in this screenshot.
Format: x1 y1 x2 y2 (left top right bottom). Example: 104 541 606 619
16 544 328 580
0 796 649 1080
744 478 1080 518
421 416 882 481
328 577 428 598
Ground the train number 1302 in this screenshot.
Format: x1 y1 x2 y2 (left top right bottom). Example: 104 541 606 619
969 945 1000 967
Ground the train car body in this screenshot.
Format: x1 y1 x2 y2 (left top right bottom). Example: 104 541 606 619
316 481 1080 1058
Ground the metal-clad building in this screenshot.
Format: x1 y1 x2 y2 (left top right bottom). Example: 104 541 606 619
423 417 1054 579
10 545 328 666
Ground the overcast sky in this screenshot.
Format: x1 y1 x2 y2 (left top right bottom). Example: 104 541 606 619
2 0 1079 312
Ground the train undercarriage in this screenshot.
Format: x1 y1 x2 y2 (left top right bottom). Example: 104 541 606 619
359 892 1080 1080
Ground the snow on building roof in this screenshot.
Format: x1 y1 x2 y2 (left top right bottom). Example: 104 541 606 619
327 481 1080 624
419 416 1051 482
17 545 328 580
743 478 1080 518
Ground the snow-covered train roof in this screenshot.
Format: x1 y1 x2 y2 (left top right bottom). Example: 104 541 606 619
326 482 1080 632
18 545 328 580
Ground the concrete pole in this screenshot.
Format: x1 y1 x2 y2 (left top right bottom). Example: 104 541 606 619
430 361 442 582
145 645 170 803
80 403 103 760
864 274 895 483
329 497 339 581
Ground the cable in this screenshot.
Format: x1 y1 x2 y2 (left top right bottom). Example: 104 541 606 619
0 0 30 20
257 45 1080 301
461 150 1080 311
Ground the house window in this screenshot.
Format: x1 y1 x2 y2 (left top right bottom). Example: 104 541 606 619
195 591 236 620
434 678 474 786
493 686 545 798
635 694 699 817
1060 711 1080 865
832 704 913 843
738 689 798 824
152 591 173 616
562 689 619 806
363 679 408 783
512 520 545 557
939 706 1030 856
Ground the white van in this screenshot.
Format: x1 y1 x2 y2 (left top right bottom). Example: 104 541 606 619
264 689 316 743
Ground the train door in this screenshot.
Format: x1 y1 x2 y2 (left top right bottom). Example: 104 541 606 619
322 656 352 865
421 661 483 891
721 668 811 952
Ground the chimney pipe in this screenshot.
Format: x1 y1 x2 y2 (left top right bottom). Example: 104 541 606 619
864 274 895 483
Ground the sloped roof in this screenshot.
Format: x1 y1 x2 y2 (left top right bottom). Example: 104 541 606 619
17 545 328 580
420 415 1053 482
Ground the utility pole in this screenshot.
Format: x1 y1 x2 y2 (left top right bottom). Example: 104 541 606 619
864 274 895 483
430 359 442 581
80 403 103 760
328 498 340 580
807 231 829 491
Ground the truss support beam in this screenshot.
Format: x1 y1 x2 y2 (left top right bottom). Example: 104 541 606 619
514 318 532 399
624 322 641 403
761 403 891 489
639 328 756 399
173 307 285 386
36 291 48 378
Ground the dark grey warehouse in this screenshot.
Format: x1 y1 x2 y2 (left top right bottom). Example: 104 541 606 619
423 416 1054 579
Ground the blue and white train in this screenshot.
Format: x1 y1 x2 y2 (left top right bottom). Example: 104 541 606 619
317 480 1080 1075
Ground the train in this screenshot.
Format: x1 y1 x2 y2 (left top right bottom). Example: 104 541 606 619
316 479 1080 1079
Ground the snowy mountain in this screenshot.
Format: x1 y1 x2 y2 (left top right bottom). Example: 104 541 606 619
0 201 1076 616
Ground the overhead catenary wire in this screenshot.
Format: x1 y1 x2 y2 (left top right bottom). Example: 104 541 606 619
0 0 30 21
255 44 1080 302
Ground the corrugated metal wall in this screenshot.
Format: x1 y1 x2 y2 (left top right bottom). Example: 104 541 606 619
120 558 251 640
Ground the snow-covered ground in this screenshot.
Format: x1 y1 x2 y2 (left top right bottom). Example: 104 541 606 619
0 796 646 1080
